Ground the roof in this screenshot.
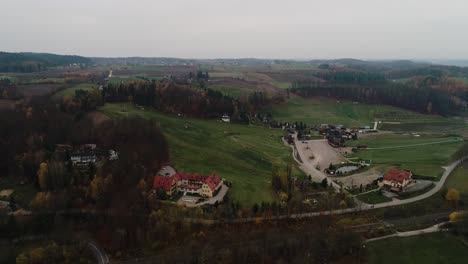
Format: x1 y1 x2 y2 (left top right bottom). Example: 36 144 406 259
153 171 222 192
204 173 222 191
153 175 175 191
384 169 412 183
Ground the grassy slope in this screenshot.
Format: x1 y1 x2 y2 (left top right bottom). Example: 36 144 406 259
346 134 463 178
367 233 468 264
208 84 246 97
268 96 466 131
100 103 303 205
55 83 97 97
446 160 468 195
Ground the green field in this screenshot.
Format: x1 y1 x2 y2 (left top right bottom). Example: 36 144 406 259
446 160 468 194
55 83 98 97
347 134 463 178
99 103 303 205
0 176 37 209
208 85 246 97
356 190 391 204
367 233 468 264
271 81 291 89
267 96 467 131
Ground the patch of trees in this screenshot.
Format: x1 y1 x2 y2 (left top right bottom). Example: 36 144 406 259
0 52 91 72
0 77 20 99
0 98 169 211
291 81 462 116
102 80 276 120
314 69 386 84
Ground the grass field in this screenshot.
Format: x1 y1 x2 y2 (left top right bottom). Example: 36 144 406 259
267 96 467 132
355 190 391 204
346 134 463 178
446 160 468 195
366 233 468 264
55 83 98 97
208 84 246 97
0 176 37 209
99 103 303 205
271 81 291 89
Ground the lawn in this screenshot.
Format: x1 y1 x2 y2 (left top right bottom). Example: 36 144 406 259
267 96 467 131
271 81 291 89
446 160 468 195
355 191 391 204
54 83 98 97
366 233 468 264
0 176 37 209
346 134 463 178
208 84 246 97
99 103 304 205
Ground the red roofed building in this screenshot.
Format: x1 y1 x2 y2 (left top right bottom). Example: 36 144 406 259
382 169 413 192
153 171 223 198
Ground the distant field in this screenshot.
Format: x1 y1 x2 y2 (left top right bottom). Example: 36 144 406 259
100 103 304 205
446 160 468 195
367 233 468 264
55 83 97 97
355 191 391 204
267 96 467 132
346 134 463 178
208 84 247 97
271 81 291 89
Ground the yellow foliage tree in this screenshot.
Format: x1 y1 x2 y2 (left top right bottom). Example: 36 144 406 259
445 188 460 206
339 199 347 208
37 162 48 191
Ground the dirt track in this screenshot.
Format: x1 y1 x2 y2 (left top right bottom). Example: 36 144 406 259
297 139 346 170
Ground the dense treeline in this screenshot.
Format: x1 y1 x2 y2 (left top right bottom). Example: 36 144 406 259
314 69 385 84
291 79 463 116
0 98 169 210
102 80 275 120
0 52 91 72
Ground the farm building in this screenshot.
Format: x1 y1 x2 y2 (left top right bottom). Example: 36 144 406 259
381 169 413 192
153 172 223 198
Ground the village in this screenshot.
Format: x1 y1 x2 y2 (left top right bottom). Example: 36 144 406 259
281 120 435 205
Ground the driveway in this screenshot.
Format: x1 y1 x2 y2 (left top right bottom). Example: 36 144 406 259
177 184 229 207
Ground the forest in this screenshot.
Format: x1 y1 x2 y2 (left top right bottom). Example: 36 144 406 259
0 52 91 72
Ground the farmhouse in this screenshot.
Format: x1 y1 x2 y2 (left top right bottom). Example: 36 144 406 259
381 169 413 192
153 172 223 198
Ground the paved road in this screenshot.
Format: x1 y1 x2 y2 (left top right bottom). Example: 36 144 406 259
88 242 109 264
366 222 447 242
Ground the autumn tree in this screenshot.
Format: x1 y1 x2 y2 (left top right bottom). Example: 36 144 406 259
445 188 460 207
37 162 48 191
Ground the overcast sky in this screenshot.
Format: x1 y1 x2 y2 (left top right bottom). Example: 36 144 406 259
2 0 468 59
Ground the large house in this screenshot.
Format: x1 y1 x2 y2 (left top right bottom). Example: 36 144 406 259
381 169 413 192
153 172 223 198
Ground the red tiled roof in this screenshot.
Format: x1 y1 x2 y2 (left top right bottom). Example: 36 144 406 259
204 173 221 191
153 171 222 192
384 169 412 183
153 175 175 191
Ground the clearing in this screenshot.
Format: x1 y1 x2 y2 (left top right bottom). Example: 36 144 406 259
267 96 467 132
346 134 463 178
445 160 468 196
99 103 304 205
366 233 468 264
54 83 98 97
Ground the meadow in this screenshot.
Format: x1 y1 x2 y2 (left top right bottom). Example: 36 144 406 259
100 103 303 205
366 233 468 264
267 96 467 132
445 160 468 195
54 83 98 97
346 134 463 178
